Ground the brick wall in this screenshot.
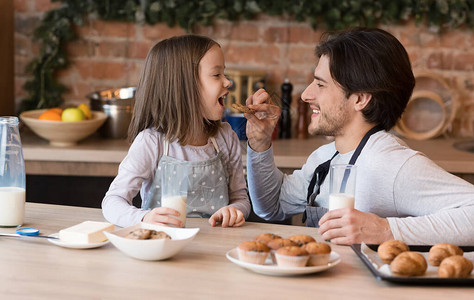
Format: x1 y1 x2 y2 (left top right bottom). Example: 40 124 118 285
14 0 474 137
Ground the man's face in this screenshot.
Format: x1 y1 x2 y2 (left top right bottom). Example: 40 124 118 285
301 55 353 137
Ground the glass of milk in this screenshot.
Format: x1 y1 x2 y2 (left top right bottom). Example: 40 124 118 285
329 164 356 211
0 117 26 227
161 162 188 227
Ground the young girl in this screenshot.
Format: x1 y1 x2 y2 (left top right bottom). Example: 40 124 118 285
102 35 250 228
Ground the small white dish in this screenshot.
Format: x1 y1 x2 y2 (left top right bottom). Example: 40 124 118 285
48 233 109 249
226 248 341 276
104 223 199 261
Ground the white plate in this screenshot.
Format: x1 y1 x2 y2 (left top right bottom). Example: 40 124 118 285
226 248 341 276
47 233 109 249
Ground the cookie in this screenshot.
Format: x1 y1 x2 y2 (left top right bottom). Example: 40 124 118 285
126 228 152 240
232 103 256 114
149 230 171 240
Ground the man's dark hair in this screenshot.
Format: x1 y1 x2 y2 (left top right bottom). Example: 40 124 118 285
316 27 415 131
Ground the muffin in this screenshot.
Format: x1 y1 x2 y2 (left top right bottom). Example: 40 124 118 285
267 238 298 263
288 234 316 246
303 242 332 266
275 246 309 267
254 233 282 246
377 240 409 264
237 241 270 265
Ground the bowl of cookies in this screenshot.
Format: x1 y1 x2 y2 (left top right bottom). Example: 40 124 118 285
104 223 199 261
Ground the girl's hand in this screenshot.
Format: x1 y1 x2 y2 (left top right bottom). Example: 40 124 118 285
209 206 245 227
245 89 281 152
142 207 183 227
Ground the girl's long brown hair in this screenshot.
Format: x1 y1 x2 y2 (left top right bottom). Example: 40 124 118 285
128 35 221 144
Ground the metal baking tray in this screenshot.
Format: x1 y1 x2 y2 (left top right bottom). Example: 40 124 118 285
351 244 474 286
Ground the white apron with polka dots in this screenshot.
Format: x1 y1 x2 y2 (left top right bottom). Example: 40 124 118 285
142 138 229 218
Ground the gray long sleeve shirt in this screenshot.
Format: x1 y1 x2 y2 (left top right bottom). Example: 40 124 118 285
247 131 474 245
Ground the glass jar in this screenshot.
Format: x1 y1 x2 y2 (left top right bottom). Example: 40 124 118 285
0 116 26 227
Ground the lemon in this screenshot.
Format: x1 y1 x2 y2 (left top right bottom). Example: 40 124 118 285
77 103 92 120
62 108 85 122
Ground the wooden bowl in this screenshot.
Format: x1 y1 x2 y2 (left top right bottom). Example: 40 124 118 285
394 90 447 140
20 109 108 146
394 71 459 140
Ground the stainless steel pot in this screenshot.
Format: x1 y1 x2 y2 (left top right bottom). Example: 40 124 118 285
88 87 135 139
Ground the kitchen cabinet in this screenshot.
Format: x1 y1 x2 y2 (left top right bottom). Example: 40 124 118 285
20 129 474 210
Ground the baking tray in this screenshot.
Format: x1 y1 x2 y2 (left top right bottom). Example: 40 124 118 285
351 244 474 286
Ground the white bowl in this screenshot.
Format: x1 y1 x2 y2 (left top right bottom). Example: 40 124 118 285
20 109 107 146
104 223 199 261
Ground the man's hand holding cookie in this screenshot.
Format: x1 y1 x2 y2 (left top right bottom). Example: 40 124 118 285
232 103 256 114
244 89 281 152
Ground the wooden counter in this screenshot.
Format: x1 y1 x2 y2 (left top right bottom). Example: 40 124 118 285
21 128 474 177
0 203 471 298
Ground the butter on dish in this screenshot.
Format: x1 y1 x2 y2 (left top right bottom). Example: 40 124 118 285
59 221 114 244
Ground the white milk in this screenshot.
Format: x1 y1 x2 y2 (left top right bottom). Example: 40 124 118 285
161 195 187 227
328 193 355 211
0 187 25 227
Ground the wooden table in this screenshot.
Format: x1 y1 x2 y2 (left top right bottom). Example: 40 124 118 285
0 203 471 299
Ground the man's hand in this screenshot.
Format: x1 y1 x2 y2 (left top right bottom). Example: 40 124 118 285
318 208 394 245
245 89 281 152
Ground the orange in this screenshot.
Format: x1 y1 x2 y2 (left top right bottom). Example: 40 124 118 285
48 108 63 115
38 108 63 121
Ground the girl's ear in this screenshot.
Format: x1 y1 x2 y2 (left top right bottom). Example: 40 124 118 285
353 92 372 111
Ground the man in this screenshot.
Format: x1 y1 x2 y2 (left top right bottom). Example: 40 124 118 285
244 27 474 245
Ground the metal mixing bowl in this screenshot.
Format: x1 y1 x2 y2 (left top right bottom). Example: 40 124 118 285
88 87 135 139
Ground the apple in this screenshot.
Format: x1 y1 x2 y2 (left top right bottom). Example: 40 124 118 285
62 108 85 122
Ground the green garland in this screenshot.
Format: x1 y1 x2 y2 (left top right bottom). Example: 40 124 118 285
20 0 474 112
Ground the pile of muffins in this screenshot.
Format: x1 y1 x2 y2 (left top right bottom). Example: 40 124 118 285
377 240 473 278
237 233 331 267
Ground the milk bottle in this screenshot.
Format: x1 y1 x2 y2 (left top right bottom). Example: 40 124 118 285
0 117 26 227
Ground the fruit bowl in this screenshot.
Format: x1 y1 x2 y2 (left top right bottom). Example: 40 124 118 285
20 109 108 146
